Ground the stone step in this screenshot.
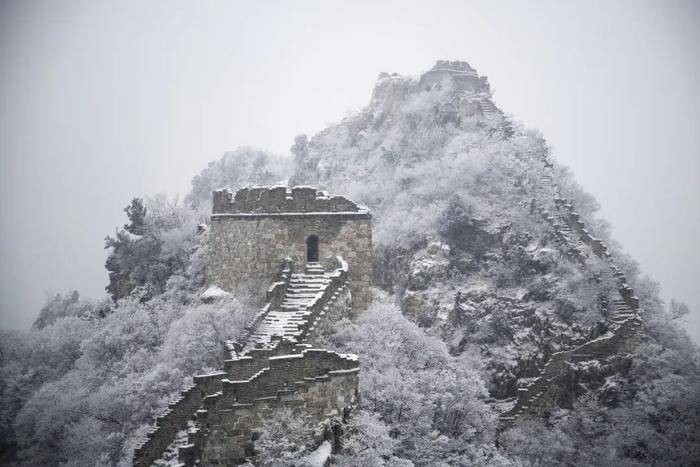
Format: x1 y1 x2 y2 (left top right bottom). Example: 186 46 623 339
279 306 306 312
288 287 327 293
285 294 321 300
290 274 329 280
280 299 313 305
613 308 637 316
305 263 326 275
288 284 329 291
289 282 329 287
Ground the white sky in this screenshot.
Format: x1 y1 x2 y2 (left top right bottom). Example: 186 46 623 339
1 0 698 341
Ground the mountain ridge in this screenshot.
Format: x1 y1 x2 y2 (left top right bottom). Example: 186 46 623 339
0 60 697 466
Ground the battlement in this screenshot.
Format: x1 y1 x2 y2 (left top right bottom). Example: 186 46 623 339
133 348 359 467
213 186 369 216
199 348 359 464
215 349 359 405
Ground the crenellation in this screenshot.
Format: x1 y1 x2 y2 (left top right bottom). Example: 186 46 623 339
213 185 366 215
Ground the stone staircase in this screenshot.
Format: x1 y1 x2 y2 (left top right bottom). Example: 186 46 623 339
243 270 329 352
478 97 502 119
498 155 643 426
537 203 588 259
611 298 637 324
235 260 350 356
133 257 355 466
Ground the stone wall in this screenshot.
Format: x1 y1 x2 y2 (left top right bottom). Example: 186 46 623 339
553 197 640 311
186 350 360 465
132 384 204 467
213 185 362 214
308 284 352 340
134 257 359 466
207 187 373 310
499 317 642 425
134 349 359 467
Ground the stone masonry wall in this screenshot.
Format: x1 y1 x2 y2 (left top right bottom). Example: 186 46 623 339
192 350 359 465
213 185 362 214
134 258 359 466
207 187 373 310
132 384 204 467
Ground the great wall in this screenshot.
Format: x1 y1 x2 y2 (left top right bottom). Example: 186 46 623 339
418 62 645 425
497 155 643 423
130 63 647 464
133 188 370 466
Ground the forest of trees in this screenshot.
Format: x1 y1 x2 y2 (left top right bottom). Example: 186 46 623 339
1 67 698 466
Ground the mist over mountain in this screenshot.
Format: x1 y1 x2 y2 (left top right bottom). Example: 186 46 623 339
1 61 698 466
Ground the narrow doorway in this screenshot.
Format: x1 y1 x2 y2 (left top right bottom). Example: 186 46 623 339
306 235 319 262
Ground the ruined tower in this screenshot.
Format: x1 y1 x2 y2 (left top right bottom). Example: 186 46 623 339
207 185 373 310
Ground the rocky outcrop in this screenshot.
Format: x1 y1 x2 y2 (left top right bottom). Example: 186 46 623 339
401 242 454 326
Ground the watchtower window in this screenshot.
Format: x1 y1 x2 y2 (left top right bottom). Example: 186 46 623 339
306 235 319 262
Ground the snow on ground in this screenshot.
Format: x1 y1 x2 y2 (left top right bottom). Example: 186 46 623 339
201 285 232 300
307 440 332 467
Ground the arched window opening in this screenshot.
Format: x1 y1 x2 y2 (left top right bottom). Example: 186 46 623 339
306 235 319 263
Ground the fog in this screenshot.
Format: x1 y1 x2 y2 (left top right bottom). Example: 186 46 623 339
1 0 698 340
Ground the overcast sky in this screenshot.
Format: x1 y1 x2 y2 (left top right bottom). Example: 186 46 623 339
1 0 698 340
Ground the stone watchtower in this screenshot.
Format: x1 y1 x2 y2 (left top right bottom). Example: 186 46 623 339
207 186 373 310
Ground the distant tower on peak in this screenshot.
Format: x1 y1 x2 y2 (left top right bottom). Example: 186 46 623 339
419 59 491 94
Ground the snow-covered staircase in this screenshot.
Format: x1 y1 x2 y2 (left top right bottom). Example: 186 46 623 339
478 98 502 118
610 299 637 324
241 262 341 353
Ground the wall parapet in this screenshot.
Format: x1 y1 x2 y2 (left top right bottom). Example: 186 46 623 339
132 384 204 467
226 258 295 358
193 352 359 465
217 349 359 405
213 186 370 215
